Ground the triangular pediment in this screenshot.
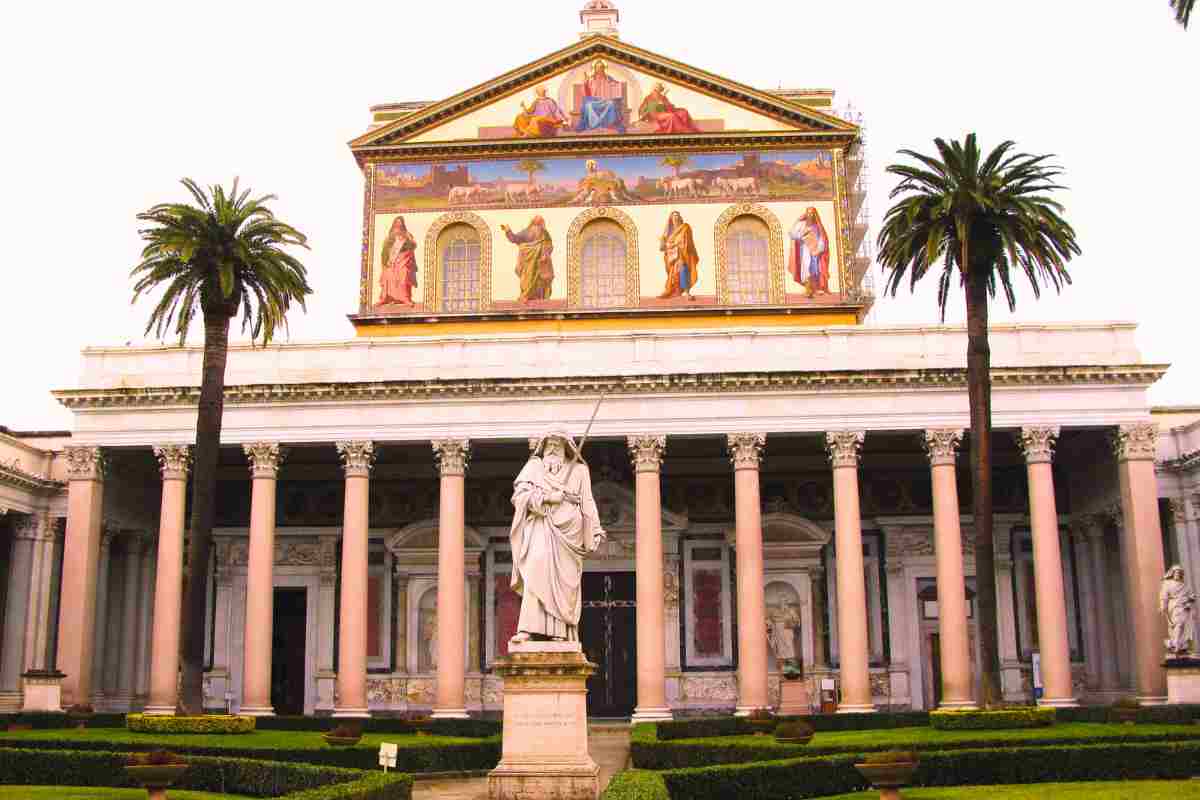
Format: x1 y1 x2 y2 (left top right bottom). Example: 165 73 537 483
351 35 855 154
592 480 688 534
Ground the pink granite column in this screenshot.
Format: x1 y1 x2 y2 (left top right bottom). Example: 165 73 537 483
432 439 470 720
827 430 875 713
728 433 769 715
335 441 375 718
1082 516 1121 693
241 443 284 717
56 446 107 708
925 429 976 710
146 445 190 715
629 435 672 724
1019 427 1077 707
1113 423 1168 704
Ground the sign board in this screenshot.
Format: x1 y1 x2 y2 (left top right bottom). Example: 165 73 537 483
1031 652 1043 699
821 678 836 691
379 742 398 771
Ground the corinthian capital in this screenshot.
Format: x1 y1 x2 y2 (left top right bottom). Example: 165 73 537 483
64 446 106 481
152 445 191 480
243 442 284 478
825 430 865 469
1112 423 1158 463
923 428 964 467
628 435 666 473
432 439 470 476
727 433 766 470
336 441 376 477
13 513 53 542
1018 427 1059 465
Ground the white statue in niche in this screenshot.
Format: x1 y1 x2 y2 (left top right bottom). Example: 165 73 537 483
765 581 802 668
508 424 607 645
1161 564 1197 658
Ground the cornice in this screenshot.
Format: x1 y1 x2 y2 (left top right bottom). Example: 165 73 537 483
0 461 62 494
53 363 1169 411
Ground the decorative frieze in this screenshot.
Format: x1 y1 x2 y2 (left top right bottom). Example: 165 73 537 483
628 435 666 473
923 428 963 467
825 430 865 469
65 446 106 481
1018 427 1059 465
727 433 766 469
243 442 284 478
13 513 54 541
1112 423 1158 462
336 441 376 477
432 439 470 477
152 445 191 480
217 537 339 569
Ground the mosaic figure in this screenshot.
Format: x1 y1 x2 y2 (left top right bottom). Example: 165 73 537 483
575 60 626 133
377 216 418 306
658 211 700 299
514 86 569 138
638 82 700 134
788 206 830 296
502 216 555 302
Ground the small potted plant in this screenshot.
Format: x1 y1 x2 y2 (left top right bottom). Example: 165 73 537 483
66 703 94 730
774 719 814 745
125 750 188 800
746 707 776 735
322 721 363 747
854 750 919 800
1110 697 1140 725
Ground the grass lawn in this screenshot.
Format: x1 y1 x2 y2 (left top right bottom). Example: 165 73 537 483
0 727 482 751
822 780 1200 799
670 722 1200 751
0 789 246 799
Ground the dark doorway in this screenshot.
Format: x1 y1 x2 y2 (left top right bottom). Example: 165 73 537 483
580 572 637 718
930 633 943 708
271 588 307 716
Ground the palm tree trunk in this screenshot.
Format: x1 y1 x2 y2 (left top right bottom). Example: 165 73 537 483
177 310 232 714
965 257 1001 707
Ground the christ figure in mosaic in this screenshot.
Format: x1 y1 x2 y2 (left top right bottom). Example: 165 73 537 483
658 211 699 299
575 60 626 133
508 425 606 645
502 216 555 302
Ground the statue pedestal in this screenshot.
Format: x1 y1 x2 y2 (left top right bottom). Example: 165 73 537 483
778 679 811 715
489 642 600 800
1164 657 1200 704
19 671 65 714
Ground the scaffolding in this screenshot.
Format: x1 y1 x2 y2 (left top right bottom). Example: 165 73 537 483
828 101 875 304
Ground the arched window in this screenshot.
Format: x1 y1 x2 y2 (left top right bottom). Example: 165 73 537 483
724 215 770 305
437 223 481 312
579 219 627 308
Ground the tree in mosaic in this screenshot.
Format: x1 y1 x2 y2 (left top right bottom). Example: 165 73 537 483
876 134 1079 706
131 178 311 713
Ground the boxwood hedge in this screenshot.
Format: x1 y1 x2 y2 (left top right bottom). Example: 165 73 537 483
652 712 929 741
0 712 126 730
126 713 256 735
0 746 412 799
930 707 1056 730
252 716 502 738
599 769 670 800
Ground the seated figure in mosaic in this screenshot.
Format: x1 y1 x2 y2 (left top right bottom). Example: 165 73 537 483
508 425 607 645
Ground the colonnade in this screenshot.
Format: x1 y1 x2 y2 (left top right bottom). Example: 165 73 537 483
46 421 1169 716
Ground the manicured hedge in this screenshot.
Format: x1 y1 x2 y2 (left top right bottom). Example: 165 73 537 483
251 716 502 738
930 707 1056 730
0 746 412 799
0 734 500 773
126 713 256 734
652 712 929 740
1057 704 1200 725
1 712 126 730
643 741 1200 800
599 769 670 800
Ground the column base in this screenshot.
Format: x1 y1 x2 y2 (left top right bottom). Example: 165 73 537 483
332 707 370 719
0 691 23 714
142 704 177 717
1136 695 1169 706
431 707 470 720
239 705 276 717
1036 697 1079 708
836 703 877 714
630 706 674 725
107 691 134 711
938 700 979 711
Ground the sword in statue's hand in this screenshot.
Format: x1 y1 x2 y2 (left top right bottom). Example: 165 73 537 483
563 389 606 485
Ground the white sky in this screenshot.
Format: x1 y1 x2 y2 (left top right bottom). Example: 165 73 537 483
1 1 1197 430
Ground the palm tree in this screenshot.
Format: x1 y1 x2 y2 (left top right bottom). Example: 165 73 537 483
516 159 546 186
660 154 691 178
1171 0 1193 28
131 178 311 713
876 135 1079 706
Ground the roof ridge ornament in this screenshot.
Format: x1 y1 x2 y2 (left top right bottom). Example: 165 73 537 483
580 0 619 39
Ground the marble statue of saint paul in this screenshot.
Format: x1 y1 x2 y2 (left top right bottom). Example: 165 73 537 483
508 425 607 645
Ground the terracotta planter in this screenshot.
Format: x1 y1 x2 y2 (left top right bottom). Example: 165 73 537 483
855 760 918 800
125 763 188 800
322 734 362 747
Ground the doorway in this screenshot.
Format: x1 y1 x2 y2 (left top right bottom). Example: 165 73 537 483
580 572 637 718
271 588 307 716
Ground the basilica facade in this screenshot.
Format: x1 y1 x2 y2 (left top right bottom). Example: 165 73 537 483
2 4 1199 721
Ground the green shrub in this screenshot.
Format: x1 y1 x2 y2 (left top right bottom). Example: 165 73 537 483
126 713 256 735
1 712 125 729
0 746 413 799
249 715 501 738
773 720 813 743
929 707 1055 730
0 733 500 773
631 735 810 770
599 770 670 800
652 711 929 741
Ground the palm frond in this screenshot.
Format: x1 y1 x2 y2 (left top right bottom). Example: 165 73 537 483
1172 0 1194 29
